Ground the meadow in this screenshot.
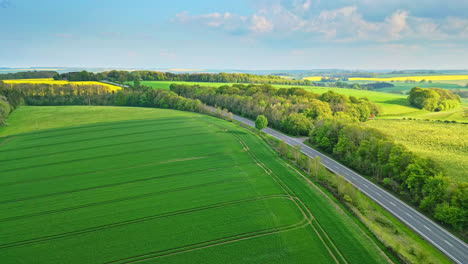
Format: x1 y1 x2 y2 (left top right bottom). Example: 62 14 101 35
0 106 391 263
364 119 468 183
2 78 121 92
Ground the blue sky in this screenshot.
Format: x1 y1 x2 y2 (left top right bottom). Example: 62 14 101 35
1 0 467 70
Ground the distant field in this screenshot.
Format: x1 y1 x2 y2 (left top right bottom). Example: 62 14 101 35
2 78 121 92
0 106 390 263
377 82 465 93
302 76 322 81
349 75 468 82
364 119 468 183
300 87 420 116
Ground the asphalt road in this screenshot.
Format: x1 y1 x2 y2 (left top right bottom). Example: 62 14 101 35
229 114 468 264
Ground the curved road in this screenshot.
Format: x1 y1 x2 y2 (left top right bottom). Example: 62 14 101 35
229 114 468 264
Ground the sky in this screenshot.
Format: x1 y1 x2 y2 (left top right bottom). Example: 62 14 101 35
1 0 467 70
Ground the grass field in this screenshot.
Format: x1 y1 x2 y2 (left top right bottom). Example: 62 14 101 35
2 78 121 92
364 119 468 183
0 106 391 263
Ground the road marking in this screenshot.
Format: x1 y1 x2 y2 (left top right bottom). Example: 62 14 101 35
376 193 382 197
444 240 454 247
390 202 396 206
406 213 413 218
363 184 369 188
424 225 432 231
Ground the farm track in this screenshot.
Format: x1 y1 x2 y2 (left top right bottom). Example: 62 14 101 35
239 139 346 264
0 123 204 153
0 162 259 222
0 130 228 163
0 159 256 205
0 137 16 147
0 137 233 174
106 218 310 264
0 195 294 250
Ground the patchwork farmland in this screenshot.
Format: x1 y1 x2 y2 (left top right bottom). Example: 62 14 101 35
0 107 390 264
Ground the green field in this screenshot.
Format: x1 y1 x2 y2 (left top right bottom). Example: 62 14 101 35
364 119 468 183
137 81 419 116
0 106 391 263
378 82 466 93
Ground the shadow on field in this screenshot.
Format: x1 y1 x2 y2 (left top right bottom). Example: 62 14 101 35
381 98 414 107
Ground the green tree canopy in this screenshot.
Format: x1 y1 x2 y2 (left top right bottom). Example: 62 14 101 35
255 115 268 130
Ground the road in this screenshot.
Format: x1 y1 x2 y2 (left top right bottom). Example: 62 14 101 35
229 113 468 264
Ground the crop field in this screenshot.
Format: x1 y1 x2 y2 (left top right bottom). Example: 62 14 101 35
348 75 468 82
364 119 468 183
0 106 390 263
2 78 121 92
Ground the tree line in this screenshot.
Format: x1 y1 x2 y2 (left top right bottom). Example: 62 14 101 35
170 83 380 136
408 87 461 111
54 70 390 90
54 70 317 86
309 119 467 233
0 71 57 80
0 81 206 125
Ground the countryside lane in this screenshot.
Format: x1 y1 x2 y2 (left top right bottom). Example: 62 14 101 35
229 113 468 264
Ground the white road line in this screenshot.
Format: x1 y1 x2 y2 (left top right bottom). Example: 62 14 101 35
390 202 396 206
363 184 369 188
406 213 413 218
376 193 382 197
424 225 432 231
445 240 454 247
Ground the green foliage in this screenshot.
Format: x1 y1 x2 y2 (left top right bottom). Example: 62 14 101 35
364 119 468 184
0 70 57 80
309 119 468 234
408 87 460 111
170 83 380 137
255 114 268 130
0 95 11 126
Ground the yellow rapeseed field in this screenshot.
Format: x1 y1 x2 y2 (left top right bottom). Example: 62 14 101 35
302 76 323 81
349 75 468 82
3 79 121 92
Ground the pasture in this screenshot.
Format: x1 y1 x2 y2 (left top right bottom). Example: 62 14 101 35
364 119 468 183
0 106 390 263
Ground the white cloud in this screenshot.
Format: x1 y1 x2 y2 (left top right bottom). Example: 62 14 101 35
173 4 468 42
385 10 408 40
250 15 273 33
